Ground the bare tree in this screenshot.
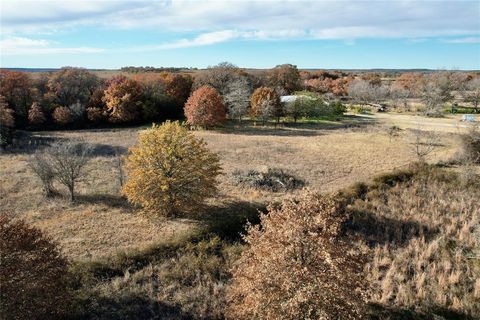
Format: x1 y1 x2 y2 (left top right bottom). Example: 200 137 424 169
28 151 56 197
47 142 92 202
224 76 251 123
421 73 453 117
410 128 440 162
461 78 480 113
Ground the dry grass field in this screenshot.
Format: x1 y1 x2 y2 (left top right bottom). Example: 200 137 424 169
0 114 468 261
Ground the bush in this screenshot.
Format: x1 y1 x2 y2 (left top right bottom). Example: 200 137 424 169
231 168 305 192
123 121 221 217
460 124 480 163
0 214 71 320
184 85 226 128
52 106 73 125
227 193 367 319
27 151 56 197
86 106 106 123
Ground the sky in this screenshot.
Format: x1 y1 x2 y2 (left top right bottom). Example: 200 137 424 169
1 0 479 70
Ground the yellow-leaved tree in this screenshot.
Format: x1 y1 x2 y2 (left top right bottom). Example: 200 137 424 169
123 121 221 217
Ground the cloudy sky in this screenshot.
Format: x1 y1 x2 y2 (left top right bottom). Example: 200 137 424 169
1 0 479 69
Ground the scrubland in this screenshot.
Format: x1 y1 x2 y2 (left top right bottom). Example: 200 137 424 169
1 113 478 319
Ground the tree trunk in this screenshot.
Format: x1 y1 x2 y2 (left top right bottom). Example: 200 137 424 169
69 183 74 202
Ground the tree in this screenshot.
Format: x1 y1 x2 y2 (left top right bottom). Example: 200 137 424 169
164 73 193 104
184 85 226 127
461 78 480 113
52 106 73 125
47 67 99 107
250 87 281 125
410 128 440 162
421 72 454 116
227 193 367 319
0 70 33 125
102 76 144 123
0 214 71 320
224 76 251 122
267 64 301 94
47 142 91 201
123 121 221 217
193 62 240 96
28 102 46 126
0 95 15 147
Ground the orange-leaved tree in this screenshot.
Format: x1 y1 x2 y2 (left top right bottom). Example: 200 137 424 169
250 86 281 125
184 85 226 128
102 75 143 123
123 121 221 217
227 193 367 320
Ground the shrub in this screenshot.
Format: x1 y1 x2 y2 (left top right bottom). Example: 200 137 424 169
27 151 56 197
52 106 73 125
123 121 221 217
86 106 106 123
28 102 46 126
184 85 226 128
227 193 367 319
460 124 480 163
0 214 71 320
231 168 305 192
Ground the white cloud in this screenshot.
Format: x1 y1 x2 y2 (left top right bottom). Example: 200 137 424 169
442 37 480 44
0 37 104 55
1 0 479 41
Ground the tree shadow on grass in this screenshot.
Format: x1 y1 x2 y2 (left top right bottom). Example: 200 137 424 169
75 193 131 208
215 115 377 137
346 209 438 248
73 294 192 320
3 130 65 154
367 303 475 320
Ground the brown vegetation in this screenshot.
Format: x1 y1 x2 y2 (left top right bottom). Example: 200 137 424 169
0 214 71 320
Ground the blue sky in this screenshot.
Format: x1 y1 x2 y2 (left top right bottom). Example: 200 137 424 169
1 0 479 69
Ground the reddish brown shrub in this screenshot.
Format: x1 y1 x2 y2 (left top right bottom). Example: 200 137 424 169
227 193 367 320
0 214 71 320
52 106 73 125
184 85 226 127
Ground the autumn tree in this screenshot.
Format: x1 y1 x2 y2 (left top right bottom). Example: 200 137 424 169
164 73 193 104
250 87 281 125
193 62 241 96
184 85 226 127
393 72 425 97
227 193 367 319
47 67 99 107
102 75 144 123
224 76 252 122
52 106 73 125
267 64 301 94
123 121 221 217
0 214 71 320
0 70 33 125
28 102 46 126
0 95 15 147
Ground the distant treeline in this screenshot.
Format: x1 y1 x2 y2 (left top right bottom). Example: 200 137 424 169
120 66 198 73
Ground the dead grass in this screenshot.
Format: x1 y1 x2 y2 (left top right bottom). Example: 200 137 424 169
0 114 463 261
